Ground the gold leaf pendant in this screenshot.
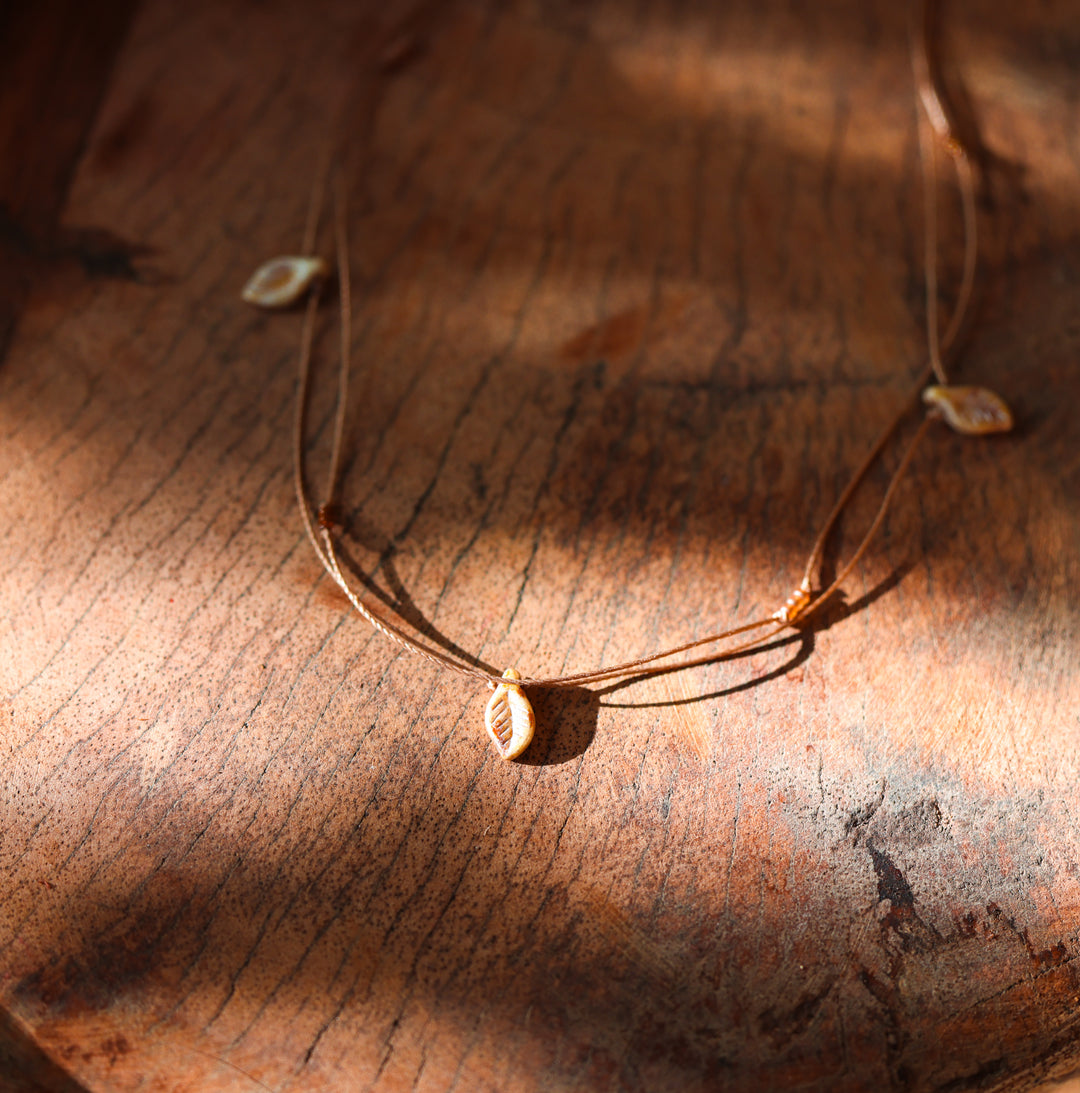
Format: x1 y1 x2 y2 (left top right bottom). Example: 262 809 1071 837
484 669 535 761
922 385 1013 435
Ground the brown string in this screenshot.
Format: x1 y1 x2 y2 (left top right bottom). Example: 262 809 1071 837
292 0 980 692
324 170 351 513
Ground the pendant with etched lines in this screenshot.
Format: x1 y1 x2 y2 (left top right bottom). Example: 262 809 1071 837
484 668 535 760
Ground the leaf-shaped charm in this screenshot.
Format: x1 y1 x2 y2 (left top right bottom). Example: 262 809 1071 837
484 668 535 761
241 255 328 309
922 385 1013 436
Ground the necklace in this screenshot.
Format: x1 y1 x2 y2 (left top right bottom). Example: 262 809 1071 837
241 0 1013 761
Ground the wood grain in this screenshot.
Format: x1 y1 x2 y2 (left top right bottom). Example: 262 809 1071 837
2 0 1080 1090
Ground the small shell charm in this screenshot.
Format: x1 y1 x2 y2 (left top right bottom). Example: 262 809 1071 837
484 668 535 761
922 385 1013 436
242 256 328 309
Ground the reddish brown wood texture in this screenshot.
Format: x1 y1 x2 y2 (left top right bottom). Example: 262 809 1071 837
2 1 1080 1090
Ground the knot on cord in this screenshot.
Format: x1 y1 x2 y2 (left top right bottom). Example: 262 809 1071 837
772 578 812 624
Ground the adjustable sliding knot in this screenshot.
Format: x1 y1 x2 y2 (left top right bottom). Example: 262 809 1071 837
772 578 812 624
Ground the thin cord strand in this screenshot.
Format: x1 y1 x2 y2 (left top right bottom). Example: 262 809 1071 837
800 372 928 590
943 147 977 354
518 616 780 688
919 101 948 385
294 290 328 568
320 527 493 683
324 169 352 511
796 418 933 629
912 0 980 375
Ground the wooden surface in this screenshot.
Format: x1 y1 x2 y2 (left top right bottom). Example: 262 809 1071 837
2 0 1080 1089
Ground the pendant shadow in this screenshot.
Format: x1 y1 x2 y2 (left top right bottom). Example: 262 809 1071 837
519 686 600 766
